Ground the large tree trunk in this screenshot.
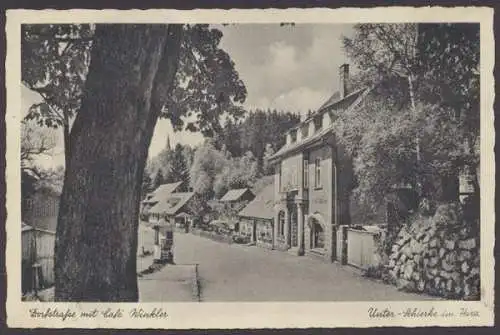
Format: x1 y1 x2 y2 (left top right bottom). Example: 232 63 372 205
63 119 71 170
54 24 182 301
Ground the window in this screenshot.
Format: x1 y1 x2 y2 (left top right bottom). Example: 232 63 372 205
313 115 322 132
315 158 322 188
290 129 297 143
303 159 309 188
300 125 309 139
329 111 337 123
154 227 160 245
278 211 285 237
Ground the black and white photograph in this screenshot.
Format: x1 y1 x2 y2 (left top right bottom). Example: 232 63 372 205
5 7 494 329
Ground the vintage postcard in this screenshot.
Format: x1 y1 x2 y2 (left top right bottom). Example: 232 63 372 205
5 7 495 328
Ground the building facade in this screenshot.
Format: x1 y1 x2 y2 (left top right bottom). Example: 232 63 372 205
238 182 275 248
268 64 368 262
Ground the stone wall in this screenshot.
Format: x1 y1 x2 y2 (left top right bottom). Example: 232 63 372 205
386 205 480 299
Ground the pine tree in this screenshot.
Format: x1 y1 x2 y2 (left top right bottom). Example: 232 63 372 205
263 143 276 175
167 143 189 183
153 169 165 189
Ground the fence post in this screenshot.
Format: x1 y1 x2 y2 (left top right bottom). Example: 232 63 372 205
337 225 348 265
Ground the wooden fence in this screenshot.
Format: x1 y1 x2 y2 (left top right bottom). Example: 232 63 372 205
346 228 378 269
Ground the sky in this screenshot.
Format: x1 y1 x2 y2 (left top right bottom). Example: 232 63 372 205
21 24 354 169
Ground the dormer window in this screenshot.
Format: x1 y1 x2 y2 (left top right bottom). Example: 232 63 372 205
313 115 323 132
290 129 297 143
300 125 309 139
323 112 331 128
329 110 337 123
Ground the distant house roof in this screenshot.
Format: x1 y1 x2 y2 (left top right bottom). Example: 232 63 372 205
142 181 184 205
22 168 41 181
149 192 195 216
238 182 275 220
22 222 32 232
269 88 369 161
22 217 57 233
220 188 254 202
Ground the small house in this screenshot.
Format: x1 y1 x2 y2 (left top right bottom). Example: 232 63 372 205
238 182 275 248
22 222 56 294
219 188 255 211
148 192 197 229
141 181 188 221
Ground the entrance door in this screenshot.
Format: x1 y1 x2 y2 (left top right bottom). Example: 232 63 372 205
311 219 325 250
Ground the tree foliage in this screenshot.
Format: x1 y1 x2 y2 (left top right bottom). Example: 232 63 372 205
213 150 259 198
190 140 260 200
417 23 480 155
189 139 227 198
262 143 276 176
22 24 94 166
164 25 247 138
165 143 190 183
152 169 165 190
340 23 480 211
148 142 195 186
21 24 247 164
21 120 57 169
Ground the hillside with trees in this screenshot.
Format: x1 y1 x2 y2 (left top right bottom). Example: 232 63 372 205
217 109 300 171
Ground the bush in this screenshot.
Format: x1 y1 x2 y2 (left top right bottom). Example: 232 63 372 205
232 235 249 244
433 202 464 229
363 264 384 279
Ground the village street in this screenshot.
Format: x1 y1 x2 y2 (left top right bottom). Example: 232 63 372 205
144 232 439 302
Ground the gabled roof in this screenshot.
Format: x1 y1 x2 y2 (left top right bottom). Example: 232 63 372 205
318 91 341 111
149 192 195 216
319 87 366 113
22 217 57 233
238 181 275 220
269 87 369 161
220 188 253 202
142 181 183 204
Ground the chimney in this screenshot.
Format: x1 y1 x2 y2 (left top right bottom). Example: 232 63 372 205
339 64 349 99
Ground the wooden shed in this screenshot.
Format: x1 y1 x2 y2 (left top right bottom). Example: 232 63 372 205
22 223 55 294
21 187 59 294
